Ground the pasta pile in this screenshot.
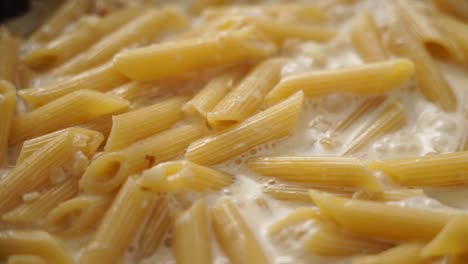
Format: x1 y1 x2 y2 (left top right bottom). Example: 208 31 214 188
1 0 468 263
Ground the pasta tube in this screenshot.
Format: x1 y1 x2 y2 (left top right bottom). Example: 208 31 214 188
80 123 207 193
7 255 46 264
184 66 247 120
208 58 286 127
262 183 312 202
268 207 321 235
309 190 453 241
186 91 303 165
174 199 212 264
11 89 129 144
106 81 162 103
0 27 20 84
343 101 406 155
247 157 382 193
2 178 79 224
19 63 129 107
350 11 387 62
0 129 102 214
437 14 468 62
105 96 186 151
56 8 188 75
0 81 16 166
387 18 457 112
80 176 158 264
334 96 386 133
367 151 468 187
46 195 112 237
266 59 414 104
421 215 468 257
0 230 73 264
140 160 234 192
434 0 468 22
212 198 269 264
114 27 277 81
352 243 426 264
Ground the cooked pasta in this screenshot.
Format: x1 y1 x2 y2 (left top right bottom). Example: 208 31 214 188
350 11 387 62
352 243 426 264
437 14 468 61
0 80 15 166
266 59 414 104
421 215 468 257
334 96 386 133
268 207 321 235
434 0 468 21
0 27 20 84
7 255 47 264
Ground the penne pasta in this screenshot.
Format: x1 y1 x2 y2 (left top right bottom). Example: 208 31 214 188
114 27 277 81
134 197 170 260
247 156 382 193
140 160 234 192
0 27 20 84
268 207 321 235
262 183 312 202
23 8 142 71
350 11 387 62
29 0 91 43
309 190 454 241
105 96 186 151
367 151 468 187
266 59 414 105
394 0 461 60
16 127 104 165
305 222 393 256
11 89 129 145
80 123 207 193
421 215 468 257
208 58 286 127
2 178 79 224
0 81 16 166
352 243 426 264
19 63 129 107
334 96 386 133
106 81 162 104
387 18 457 112
7 255 46 264
45 195 112 237
80 176 158 264
434 0 468 22
0 129 102 214
184 66 247 120
186 91 303 165
343 101 406 155
174 199 212 264
0 230 73 264
56 8 188 75
437 15 468 62
75 114 115 138
212 198 269 264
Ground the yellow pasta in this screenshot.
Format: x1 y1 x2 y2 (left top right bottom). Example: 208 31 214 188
183 66 247 120
305 222 393 256
262 182 312 202
23 8 142 71
247 157 382 193
352 243 426 264
174 199 212 264
334 96 386 133
437 14 468 61
0 230 73 264
29 0 91 43
186 91 303 165
350 11 387 62
421 215 468 257
367 151 468 187
0 81 16 166
387 18 457 112
75 114 115 138
266 59 414 104
114 27 277 81
46 195 112 237
106 81 163 103
0 27 20 84
140 160 234 192
80 123 207 193
268 207 321 235
11 89 129 144
434 0 468 22
16 127 104 165
394 0 461 60
212 198 269 264
80 176 158 264
7 255 46 264
19 63 129 107
2 178 78 224
105 96 186 151
208 58 286 127
0 129 102 214
134 197 170 260
56 8 188 75
309 190 453 241
343 101 406 155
